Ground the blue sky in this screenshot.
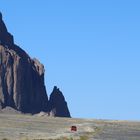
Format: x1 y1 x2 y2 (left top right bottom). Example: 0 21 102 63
0 0 140 120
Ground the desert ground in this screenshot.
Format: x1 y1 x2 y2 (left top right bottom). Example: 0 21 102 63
0 109 140 140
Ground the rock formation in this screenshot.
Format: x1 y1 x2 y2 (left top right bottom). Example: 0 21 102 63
48 86 71 117
0 13 48 114
0 12 71 117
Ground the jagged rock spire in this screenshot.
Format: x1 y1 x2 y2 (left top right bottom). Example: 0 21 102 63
48 86 71 117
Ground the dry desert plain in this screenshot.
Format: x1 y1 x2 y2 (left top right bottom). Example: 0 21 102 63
0 109 140 140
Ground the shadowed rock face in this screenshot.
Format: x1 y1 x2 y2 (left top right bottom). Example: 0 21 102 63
0 12 71 117
0 13 48 113
0 13 14 47
49 86 71 117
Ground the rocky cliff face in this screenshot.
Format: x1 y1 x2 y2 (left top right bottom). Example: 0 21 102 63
0 44 48 114
0 12 70 117
0 13 48 113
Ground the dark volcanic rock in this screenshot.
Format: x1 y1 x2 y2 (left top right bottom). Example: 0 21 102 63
0 13 14 47
0 12 48 113
0 12 71 117
48 86 71 117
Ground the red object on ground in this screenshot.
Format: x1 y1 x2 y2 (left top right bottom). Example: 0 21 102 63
71 126 77 131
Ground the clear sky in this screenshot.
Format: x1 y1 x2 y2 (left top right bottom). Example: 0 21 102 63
0 0 140 120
